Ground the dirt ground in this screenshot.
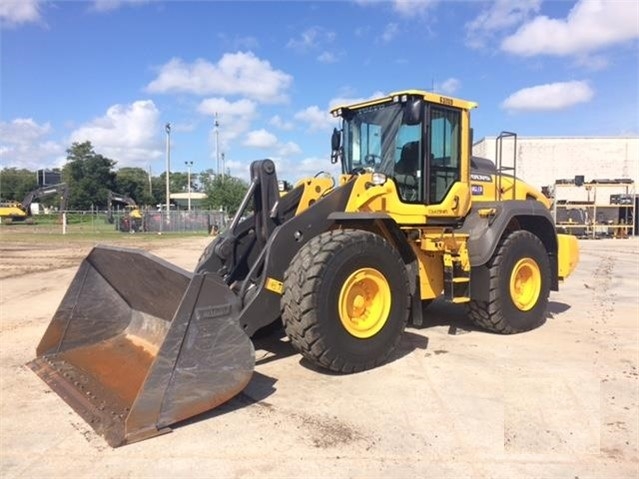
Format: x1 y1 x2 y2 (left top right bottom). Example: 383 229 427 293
0 234 637 478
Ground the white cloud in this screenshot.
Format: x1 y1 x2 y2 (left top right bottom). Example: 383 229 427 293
573 54 609 71
501 0 639 57
269 115 294 131
355 0 438 16
146 52 293 104
501 81 594 111
244 129 278 149
393 0 439 16
277 142 302 157
436 77 461 95
69 100 162 167
317 51 339 64
197 97 256 118
170 121 198 133
226 155 340 184
1 118 51 141
0 118 64 169
223 159 248 180
381 22 400 43
273 156 341 183
328 90 387 109
90 0 149 12
287 26 336 52
465 0 541 49
242 129 302 158
294 106 338 132
216 33 260 51
287 27 340 64
197 97 257 151
353 0 377 6
355 26 370 37
0 0 42 26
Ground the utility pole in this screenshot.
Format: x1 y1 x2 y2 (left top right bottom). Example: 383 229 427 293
148 164 152 197
185 161 193 211
214 113 220 176
165 123 171 218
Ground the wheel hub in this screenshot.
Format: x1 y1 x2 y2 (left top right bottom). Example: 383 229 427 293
510 257 542 311
338 268 391 338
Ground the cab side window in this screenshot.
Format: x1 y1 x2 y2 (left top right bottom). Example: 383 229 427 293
394 124 423 202
429 107 461 204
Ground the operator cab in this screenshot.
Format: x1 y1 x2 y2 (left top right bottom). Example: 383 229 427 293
331 91 476 207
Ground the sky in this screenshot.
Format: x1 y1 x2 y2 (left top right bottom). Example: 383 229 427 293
1 0 638 183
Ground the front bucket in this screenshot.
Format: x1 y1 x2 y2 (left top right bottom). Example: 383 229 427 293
27 246 255 447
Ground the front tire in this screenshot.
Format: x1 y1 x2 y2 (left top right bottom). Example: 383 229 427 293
468 230 551 334
281 229 410 373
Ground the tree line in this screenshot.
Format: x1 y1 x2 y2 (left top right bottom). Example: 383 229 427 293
0 141 249 214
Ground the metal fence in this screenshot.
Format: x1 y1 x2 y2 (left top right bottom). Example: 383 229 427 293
114 210 227 234
2 210 228 235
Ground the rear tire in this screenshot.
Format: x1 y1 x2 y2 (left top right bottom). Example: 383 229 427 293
468 230 550 334
281 229 410 373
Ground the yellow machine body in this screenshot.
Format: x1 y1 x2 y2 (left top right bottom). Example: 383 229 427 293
29 89 580 448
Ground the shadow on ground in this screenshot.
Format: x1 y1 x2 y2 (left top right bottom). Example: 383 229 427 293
548 300 571 317
173 371 279 433
174 299 572 433
246 298 485 375
415 298 481 334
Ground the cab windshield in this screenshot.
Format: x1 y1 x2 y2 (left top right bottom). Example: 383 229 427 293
341 101 423 201
343 103 402 173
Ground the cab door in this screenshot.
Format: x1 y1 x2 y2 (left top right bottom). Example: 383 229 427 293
424 104 471 219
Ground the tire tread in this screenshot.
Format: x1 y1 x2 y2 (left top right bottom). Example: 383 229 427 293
468 230 549 334
281 229 409 373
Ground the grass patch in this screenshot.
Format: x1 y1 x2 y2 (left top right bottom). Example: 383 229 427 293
1 226 210 245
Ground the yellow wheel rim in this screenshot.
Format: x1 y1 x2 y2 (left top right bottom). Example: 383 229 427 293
509 258 542 311
338 268 392 338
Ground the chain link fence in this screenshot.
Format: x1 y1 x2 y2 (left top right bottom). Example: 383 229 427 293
114 210 227 234
2 210 228 235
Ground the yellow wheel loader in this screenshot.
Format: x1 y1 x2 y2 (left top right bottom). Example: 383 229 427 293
28 90 579 446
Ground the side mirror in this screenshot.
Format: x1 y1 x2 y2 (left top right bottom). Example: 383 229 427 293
404 98 424 125
331 128 341 150
330 128 341 164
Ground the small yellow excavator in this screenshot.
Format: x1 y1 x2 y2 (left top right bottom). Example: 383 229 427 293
106 190 143 232
28 90 579 447
0 183 68 224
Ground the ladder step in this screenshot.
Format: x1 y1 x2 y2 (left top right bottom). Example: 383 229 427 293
451 277 470 283
451 297 471 304
444 252 471 303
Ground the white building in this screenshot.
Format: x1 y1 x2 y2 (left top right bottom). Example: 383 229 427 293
473 136 638 202
473 136 638 235
169 192 207 210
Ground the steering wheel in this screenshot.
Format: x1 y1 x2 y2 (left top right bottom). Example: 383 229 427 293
350 167 372 175
396 173 419 202
364 154 381 166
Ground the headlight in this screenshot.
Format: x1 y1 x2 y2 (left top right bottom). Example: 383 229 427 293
371 172 387 186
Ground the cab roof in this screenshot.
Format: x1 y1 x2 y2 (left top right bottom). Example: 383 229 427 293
330 89 478 115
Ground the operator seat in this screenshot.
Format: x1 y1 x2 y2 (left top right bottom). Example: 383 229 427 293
396 141 419 174
395 141 420 201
